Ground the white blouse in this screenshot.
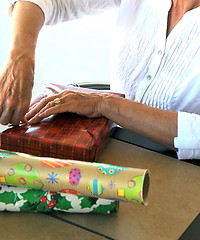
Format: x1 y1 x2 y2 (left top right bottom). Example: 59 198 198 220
9 0 200 159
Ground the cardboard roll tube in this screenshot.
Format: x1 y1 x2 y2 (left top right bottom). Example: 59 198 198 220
0 150 149 204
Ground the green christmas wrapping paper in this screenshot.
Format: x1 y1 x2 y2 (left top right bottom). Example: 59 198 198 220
0 184 118 213
0 150 149 204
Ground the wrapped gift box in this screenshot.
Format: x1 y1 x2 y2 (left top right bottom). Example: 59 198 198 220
0 83 122 162
0 113 115 161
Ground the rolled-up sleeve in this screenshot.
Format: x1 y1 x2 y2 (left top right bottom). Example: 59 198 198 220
9 0 50 23
174 111 200 159
8 0 120 25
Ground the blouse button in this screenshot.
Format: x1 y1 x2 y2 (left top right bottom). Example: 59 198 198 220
158 50 163 55
146 75 152 80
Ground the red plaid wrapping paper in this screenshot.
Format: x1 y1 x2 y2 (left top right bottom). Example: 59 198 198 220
0 113 114 161
0 83 123 162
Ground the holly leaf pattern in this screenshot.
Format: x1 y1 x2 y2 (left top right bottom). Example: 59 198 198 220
20 202 36 212
56 197 72 210
21 189 45 204
19 201 49 212
35 202 51 212
92 202 117 214
0 191 20 204
0 186 117 213
80 196 98 209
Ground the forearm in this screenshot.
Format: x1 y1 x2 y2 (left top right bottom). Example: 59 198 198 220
10 1 44 58
0 1 45 125
101 96 178 149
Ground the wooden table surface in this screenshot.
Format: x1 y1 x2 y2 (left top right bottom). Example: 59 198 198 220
1 138 200 240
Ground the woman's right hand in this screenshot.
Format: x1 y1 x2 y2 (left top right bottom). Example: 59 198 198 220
0 50 35 125
0 1 45 125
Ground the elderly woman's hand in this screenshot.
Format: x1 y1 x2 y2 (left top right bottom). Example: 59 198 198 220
0 1 45 125
26 89 112 123
0 52 34 125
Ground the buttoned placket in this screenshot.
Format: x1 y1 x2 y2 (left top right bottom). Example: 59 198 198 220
134 12 169 103
134 44 166 103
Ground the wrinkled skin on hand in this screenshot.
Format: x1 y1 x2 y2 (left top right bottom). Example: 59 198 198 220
0 52 34 125
26 90 112 124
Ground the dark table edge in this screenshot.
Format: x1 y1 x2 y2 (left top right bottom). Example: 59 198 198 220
111 127 200 166
178 213 200 240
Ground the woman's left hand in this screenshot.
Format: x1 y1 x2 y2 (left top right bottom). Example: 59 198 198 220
25 89 109 123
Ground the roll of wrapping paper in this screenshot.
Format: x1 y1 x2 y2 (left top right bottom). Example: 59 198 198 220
0 184 118 213
0 150 149 204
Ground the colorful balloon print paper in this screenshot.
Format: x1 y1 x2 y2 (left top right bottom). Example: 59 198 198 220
0 150 149 204
0 184 118 213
